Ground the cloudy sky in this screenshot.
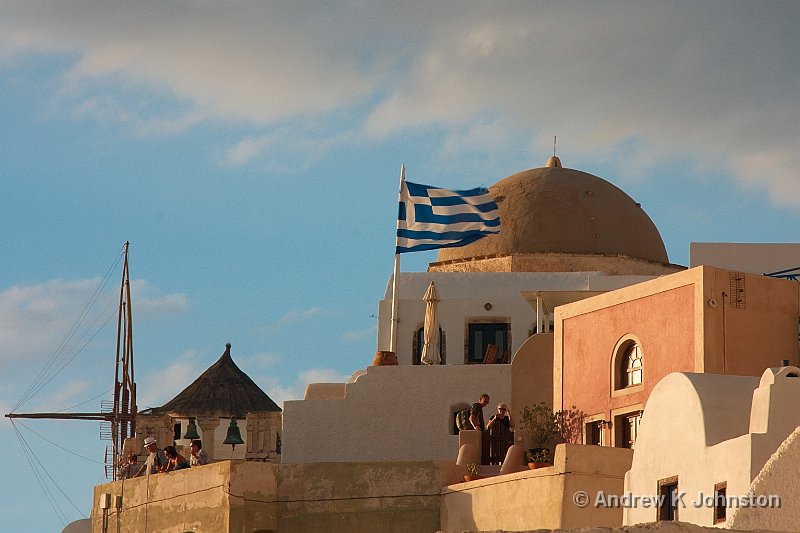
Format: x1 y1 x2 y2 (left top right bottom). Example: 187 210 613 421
1 1 799 530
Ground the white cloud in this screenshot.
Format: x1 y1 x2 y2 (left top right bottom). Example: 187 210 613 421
136 349 203 409
254 367 350 407
44 379 90 407
0 2 382 126
247 351 282 367
0 278 188 371
0 278 114 367
129 279 188 318
1 2 799 204
260 307 323 334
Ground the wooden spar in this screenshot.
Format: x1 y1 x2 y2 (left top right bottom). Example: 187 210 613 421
112 242 126 476
5 412 133 421
111 241 137 480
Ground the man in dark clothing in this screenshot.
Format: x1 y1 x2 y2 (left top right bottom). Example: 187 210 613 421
468 393 490 431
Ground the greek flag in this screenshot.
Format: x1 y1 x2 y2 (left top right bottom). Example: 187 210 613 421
396 180 500 254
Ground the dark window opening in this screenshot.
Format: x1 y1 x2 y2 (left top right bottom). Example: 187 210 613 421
657 476 679 522
714 482 727 524
413 327 445 365
468 323 509 363
586 420 604 446
617 411 642 449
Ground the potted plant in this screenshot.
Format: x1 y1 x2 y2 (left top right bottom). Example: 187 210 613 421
464 462 483 482
519 403 586 468
519 402 558 468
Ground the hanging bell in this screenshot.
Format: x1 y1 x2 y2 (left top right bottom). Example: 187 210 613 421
222 418 245 451
183 418 201 440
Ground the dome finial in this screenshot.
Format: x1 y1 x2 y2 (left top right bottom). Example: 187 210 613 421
546 135 562 168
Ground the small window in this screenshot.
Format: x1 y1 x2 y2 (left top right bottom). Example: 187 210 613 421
657 476 679 521
467 322 509 363
714 482 727 524
617 411 642 449
586 420 605 446
413 326 445 365
451 404 468 435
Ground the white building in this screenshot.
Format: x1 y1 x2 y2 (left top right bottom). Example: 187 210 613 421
624 367 800 530
283 158 684 464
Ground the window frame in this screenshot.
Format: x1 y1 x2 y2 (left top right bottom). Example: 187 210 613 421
610 404 644 448
465 321 510 364
714 481 727 524
412 324 446 365
657 475 679 522
611 334 644 396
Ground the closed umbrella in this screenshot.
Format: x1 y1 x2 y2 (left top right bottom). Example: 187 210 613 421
421 281 441 365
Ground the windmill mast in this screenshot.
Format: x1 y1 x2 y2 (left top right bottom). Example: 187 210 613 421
6 242 138 481
112 241 137 478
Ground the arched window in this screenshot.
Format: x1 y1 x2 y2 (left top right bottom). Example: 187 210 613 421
624 342 643 387
412 326 446 365
611 335 644 393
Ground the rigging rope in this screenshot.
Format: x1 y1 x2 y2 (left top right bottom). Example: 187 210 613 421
11 420 90 521
12 420 68 525
16 420 105 465
14 245 125 411
55 387 113 413
21 306 119 406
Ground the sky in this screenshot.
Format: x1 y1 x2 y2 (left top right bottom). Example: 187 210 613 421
1 1 799 531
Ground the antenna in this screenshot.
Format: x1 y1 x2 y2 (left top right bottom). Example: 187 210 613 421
553 135 557 157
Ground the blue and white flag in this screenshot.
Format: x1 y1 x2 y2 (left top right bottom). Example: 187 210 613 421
396 180 500 254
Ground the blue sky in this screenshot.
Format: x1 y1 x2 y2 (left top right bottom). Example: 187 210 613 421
1 1 799 531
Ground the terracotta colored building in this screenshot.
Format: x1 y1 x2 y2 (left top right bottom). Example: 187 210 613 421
554 266 800 448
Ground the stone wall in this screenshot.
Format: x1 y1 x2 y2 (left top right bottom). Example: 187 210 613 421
428 252 683 276
438 522 783 533
92 460 462 533
440 444 632 532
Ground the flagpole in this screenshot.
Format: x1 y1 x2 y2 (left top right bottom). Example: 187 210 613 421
389 163 405 353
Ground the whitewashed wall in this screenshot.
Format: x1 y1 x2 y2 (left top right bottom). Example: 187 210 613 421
625 368 800 528
376 271 653 365
282 364 512 463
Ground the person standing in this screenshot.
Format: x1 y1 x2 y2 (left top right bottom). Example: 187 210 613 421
485 402 515 464
468 393 490 431
486 402 514 431
136 436 167 477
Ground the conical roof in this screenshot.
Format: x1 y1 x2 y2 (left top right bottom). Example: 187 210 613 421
147 343 281 418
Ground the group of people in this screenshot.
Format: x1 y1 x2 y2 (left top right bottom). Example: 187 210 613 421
459 393 515 464
461 393 515 433
120 436 209 478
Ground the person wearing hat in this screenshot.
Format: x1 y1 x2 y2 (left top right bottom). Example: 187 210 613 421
135 436 168 477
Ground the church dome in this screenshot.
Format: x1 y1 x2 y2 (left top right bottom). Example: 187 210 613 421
435 162 669 266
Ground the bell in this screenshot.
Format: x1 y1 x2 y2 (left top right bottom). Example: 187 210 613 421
222 418 245 451
183 418 200 440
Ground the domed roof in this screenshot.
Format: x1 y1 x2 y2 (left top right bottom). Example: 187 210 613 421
436 163 668 264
